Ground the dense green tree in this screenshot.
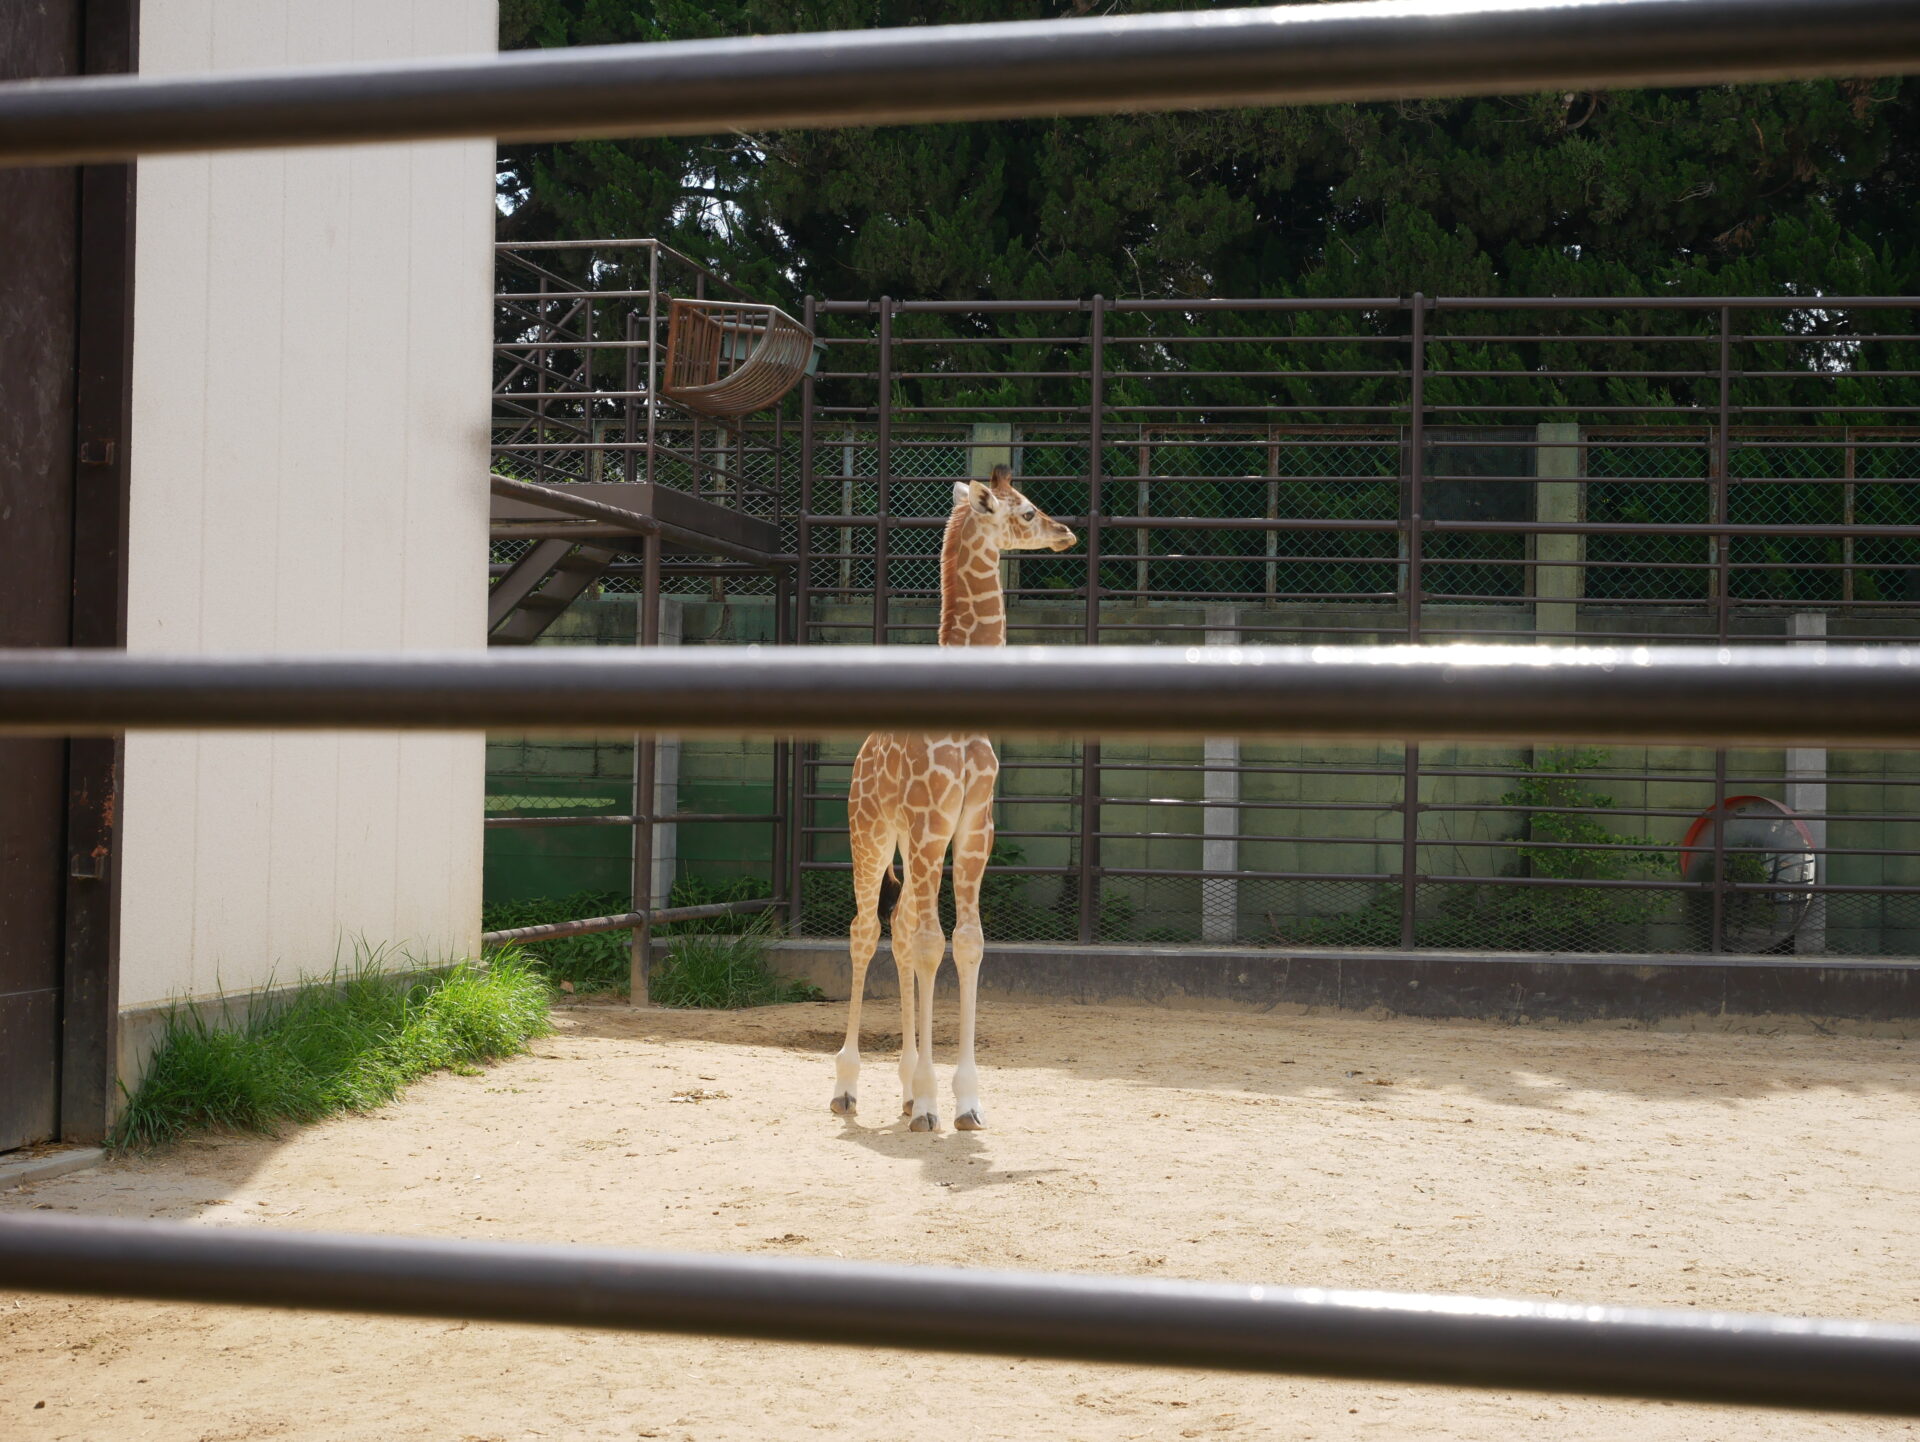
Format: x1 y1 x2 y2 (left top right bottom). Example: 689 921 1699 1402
495 3 1920 604
497 1 1919 307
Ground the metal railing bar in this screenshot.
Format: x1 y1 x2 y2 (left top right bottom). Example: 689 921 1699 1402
1430 296 1920 311
10 644 1920 747
796 860 1074 877
810 760 1920 793
11 1210 1915 1415
479 897 779 945
816 334 1093 345
1095 866 1394 883
484 814 637 829
11 0 1918 168
484 812 781 829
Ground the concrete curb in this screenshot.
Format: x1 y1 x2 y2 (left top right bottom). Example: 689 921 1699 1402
0 1148 106 1191
769 939 1920 1033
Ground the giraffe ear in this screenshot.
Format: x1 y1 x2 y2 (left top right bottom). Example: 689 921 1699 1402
958 479 997 513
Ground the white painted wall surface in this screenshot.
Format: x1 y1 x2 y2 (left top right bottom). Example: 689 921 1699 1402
117 1 497 1009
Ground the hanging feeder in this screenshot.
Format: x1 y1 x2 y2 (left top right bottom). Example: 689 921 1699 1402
660 298 820 418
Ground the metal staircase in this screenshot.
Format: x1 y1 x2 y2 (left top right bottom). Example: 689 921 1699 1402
486 537 620 645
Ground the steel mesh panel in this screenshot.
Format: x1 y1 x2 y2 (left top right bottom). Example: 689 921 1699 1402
1583 434 1712 603
1822 892 1920 958
723 299 1920 959
1408 882 1694 954
1845 436 1920 607
797 862 1082 943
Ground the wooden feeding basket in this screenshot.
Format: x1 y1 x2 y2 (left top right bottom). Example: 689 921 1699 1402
660 299 817 418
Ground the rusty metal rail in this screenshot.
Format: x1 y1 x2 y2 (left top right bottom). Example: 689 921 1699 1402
480 897 779 945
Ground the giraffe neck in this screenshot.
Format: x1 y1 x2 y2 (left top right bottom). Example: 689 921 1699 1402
938 506 1005 648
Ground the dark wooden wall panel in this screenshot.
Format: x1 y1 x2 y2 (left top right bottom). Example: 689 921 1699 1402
0 1 84 1153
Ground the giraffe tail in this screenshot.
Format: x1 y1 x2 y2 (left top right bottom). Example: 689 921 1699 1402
877 864 901 926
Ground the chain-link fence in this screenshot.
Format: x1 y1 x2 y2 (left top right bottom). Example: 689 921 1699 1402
787 299 1920 957
489 274 1920 960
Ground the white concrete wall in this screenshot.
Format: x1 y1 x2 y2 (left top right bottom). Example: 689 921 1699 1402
117 0 497 1008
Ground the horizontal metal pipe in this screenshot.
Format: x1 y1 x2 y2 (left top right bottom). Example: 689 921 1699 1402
7 0 1920 167
484 813 636 829
484 809 783 828
10 645 1920 748
480 897 778 945
4 1214 1919 1414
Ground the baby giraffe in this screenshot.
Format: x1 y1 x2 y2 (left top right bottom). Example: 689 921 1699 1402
833 465 1076 1130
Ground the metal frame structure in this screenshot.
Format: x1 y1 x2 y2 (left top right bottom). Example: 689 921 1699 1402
786 295 1920 957
489 240 798 994
485 266 1920 963
9 0 1920 1416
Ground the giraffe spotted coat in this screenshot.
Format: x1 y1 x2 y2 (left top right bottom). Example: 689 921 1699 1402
832 466 1076 1131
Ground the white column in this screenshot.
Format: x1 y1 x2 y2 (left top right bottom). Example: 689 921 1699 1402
1535 422 1582 642
1786 611 1827 955
1202 606 1240 942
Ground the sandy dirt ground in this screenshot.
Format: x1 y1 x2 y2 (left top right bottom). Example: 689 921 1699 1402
3 998 1918 1442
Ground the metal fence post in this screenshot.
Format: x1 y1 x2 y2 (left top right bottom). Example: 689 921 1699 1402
1399 294 1427 947
772 565 790 919
644 243 659 486
790 295 817 929
1710 305 1733 953
1077 296 1106 945
874 297 892 646
630 532 662 1003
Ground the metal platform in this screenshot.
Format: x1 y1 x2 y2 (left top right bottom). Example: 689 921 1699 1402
488 480 780 557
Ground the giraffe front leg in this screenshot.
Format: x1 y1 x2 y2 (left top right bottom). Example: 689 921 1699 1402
950 807 992 1131
832 937 872 1117
951 927 985 1131
907 946 942 1132
894 840 949 1132
835 825 889 1118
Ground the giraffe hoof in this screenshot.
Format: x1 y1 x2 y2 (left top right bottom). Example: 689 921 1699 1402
954 1110 985 1131
830 1094 856 1116
902 1101 914 1117
909 1112 938 1133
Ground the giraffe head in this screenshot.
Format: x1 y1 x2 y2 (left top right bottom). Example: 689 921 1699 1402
950 465 1077 552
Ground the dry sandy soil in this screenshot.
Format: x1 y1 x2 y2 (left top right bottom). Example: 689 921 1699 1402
3 998 1918 1442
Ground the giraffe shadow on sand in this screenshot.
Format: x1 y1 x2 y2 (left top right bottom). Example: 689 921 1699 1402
831 1114 1064 1193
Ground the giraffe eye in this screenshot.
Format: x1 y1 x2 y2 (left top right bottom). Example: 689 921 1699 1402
1022 509 1035 521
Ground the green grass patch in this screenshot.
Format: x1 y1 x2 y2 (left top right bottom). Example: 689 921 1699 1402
651 914 824 1009
483 880 821 1007
112 953 552 1152
482 888 632 994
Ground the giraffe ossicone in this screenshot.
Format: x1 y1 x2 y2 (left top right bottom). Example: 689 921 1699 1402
832 464 1077 1130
